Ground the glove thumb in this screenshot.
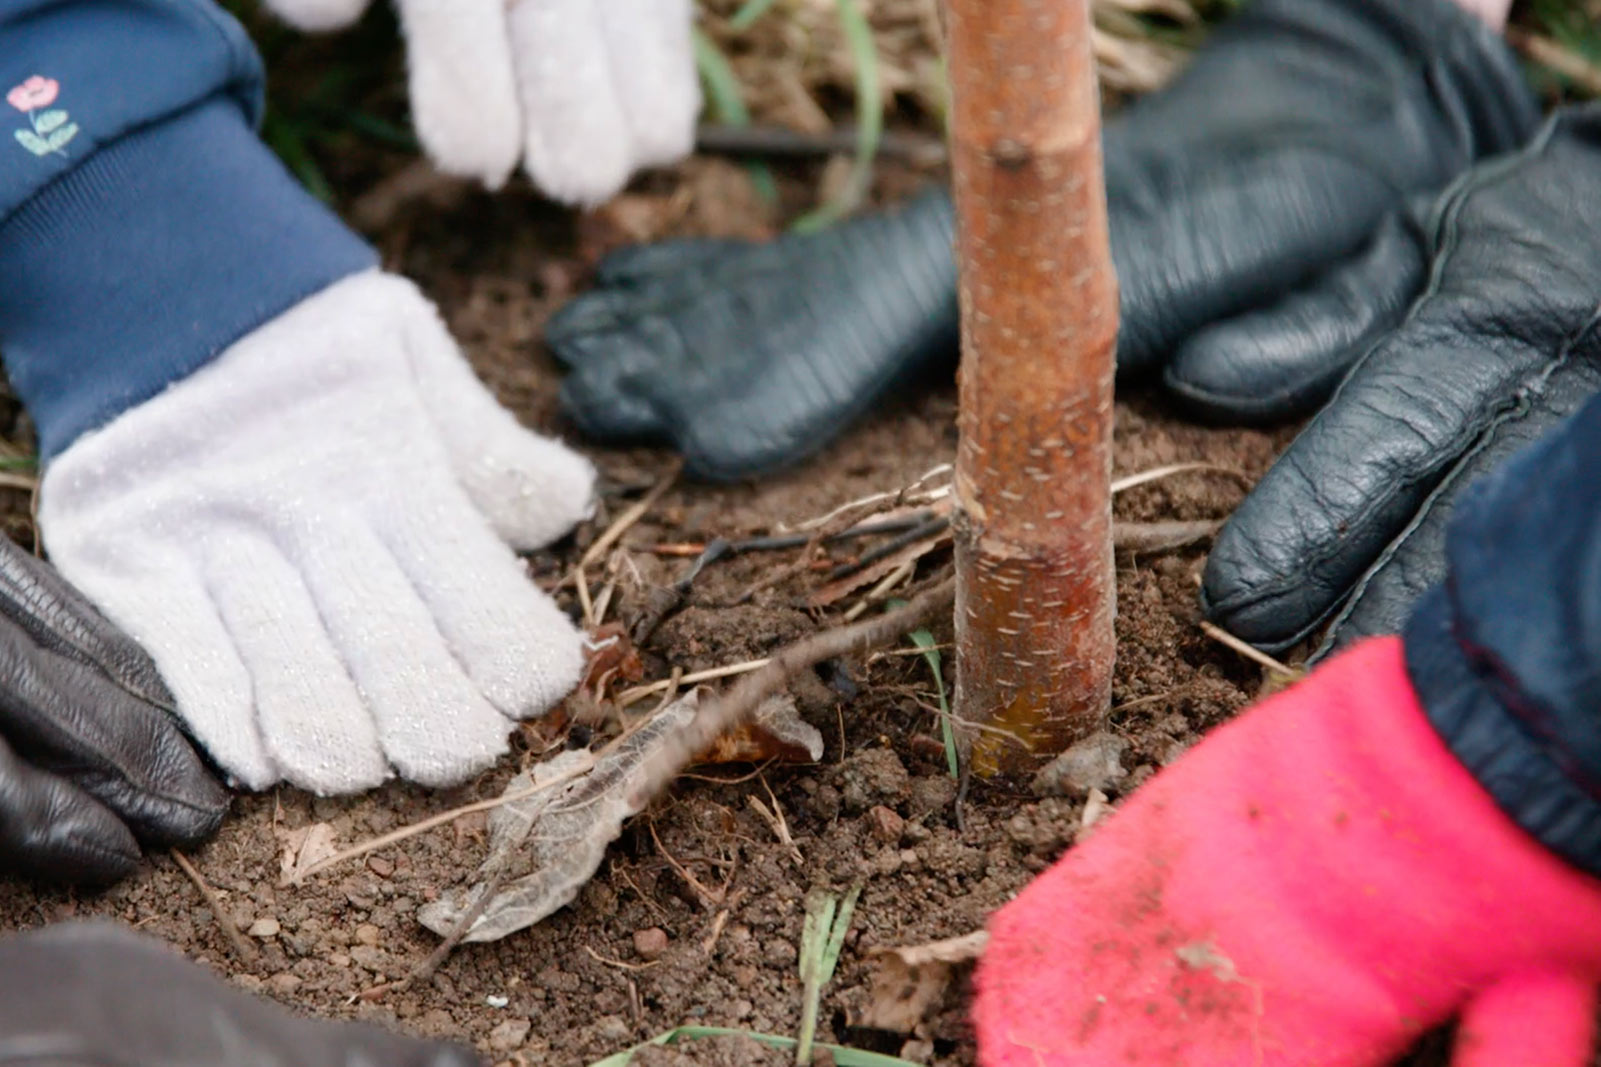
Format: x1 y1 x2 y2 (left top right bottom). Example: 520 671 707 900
1451 969 1596 1067
257 0 373 32
1163 208 1427 424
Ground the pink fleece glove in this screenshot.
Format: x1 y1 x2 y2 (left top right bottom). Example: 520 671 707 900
972 637 1601 1066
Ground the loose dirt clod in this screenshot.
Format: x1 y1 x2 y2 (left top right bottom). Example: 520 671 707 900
635 927 670 961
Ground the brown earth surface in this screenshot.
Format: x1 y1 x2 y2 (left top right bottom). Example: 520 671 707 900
0 169 1301 1064
0 1 1549 1062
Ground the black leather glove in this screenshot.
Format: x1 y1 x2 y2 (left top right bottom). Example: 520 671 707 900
546 0 1537 481
0 536 226 884
0 920 482 1065
1204 105 1601 655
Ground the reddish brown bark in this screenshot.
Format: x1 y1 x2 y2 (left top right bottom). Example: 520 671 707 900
944 0 1118 778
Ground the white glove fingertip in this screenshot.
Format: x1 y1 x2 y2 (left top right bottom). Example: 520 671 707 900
259 0 372 32
203 541 389 796
394 288 598 549
384 505 586 722
34 525 279 791
412 99 521 191
508 0 635 206
600 0 702 171
459 435 598 552
396 0 523 189
296 520 523 788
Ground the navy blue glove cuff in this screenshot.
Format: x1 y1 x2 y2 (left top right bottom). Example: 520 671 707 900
0 96 377 458
1406 584 1601 877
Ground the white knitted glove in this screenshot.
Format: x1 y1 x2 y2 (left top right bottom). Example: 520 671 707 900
260 0 700 206
37 271 596 795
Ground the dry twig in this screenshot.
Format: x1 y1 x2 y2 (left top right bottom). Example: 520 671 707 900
625 578 956 810
170 848 257 964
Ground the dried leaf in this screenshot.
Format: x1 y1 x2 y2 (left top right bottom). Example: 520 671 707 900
276 822 339 887
581 622 645 692
416 698 698 944
695 693 824 764
858 931 989 1034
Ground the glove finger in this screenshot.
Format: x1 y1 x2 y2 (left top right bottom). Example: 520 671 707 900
256 0 373 31
39 536 275 791
558 189 959 480
596 0 700 170
545 242 803 441
393 0 522 188
1451 969 1596 1067
1202 121 1601 650
1316 356 1601 658
200 532 386 796
379 493 584 722
1111 149 1397 375
0 535 173 710
0 921 483 1066
508 0 634 206
550 290 705 441
398 291 597 551
0 609 224 849
0 732 139 884
589 238 755 289
545 240 789 374
1164 210 1427 424
294 518 516 788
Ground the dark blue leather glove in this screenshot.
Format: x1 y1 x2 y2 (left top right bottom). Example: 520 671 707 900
546 0 1537 481
1205 105 1601 654
0 921 481 1065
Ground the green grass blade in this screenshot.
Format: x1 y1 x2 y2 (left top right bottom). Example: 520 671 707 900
819 880 863 984
908 628 958 779
692 27 780 204
729 0 782 32
791 0 882 233
261 114 334 203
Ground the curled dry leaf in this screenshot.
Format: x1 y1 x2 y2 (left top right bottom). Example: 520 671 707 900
276 822 339 888
581 622 645 693
858 930 990 1035
417 697 698 944
694 693 824 765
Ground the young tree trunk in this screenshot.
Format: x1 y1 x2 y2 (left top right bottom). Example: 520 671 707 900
944 0 1118 779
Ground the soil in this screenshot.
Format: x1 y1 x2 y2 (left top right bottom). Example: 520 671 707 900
0 163 1301 1064
0 6 1491 1066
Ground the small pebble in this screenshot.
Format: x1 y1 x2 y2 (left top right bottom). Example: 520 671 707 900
486 994 510 1008
247 917 280 939
354 923 381 946
595 1015 631 1044
487 1017 532 1053
867 805 904 843
366 856 395 879
633 927 668 961
268 972 302 996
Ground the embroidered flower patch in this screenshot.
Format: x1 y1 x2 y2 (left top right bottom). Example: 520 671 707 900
9 76 78 157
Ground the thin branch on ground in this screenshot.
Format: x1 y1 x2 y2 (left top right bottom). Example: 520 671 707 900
1199 620 1300 680
1110 462 1250 495
557 461 682 591
626 578 957 811
616 659 772 709
290 755 597 884
170 848 257 964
